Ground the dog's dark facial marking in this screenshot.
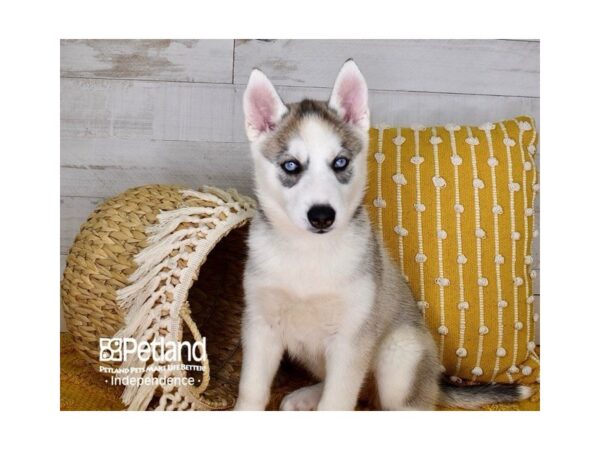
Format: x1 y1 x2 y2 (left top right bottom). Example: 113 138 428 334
278 171 301 188
334 166 353 184
261 99 365 163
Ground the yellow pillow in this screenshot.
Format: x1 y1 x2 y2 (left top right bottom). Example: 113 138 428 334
365 116 539 385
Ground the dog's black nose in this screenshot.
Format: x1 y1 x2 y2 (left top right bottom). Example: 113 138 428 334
307 205 336 230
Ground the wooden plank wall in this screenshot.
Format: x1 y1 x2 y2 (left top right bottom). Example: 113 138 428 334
60 39 540 337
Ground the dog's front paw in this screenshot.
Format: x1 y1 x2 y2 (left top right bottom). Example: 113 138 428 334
280 383 323 411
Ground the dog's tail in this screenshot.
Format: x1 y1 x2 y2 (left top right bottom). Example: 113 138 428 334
439 380 533 409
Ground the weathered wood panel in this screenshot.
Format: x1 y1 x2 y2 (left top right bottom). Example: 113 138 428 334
61 78 540 144
61 138 253 198
61 39 234 83
60 78 238 142
234 40 539 97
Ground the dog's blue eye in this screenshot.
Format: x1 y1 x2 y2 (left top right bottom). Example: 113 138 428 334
282 160 301 174
332 157 349 171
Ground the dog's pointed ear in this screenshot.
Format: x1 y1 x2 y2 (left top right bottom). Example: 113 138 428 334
243 69 288 142
328 59 369 131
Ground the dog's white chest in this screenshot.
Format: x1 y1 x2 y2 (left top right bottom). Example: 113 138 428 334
246 228 373 353
251 246 350 331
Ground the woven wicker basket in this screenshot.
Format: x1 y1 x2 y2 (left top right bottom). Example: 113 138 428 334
61 184 262 410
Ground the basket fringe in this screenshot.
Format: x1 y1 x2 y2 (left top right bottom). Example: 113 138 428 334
113 187 255 410
145 207 226 243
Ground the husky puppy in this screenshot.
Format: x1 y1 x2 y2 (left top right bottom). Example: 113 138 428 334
234 60 531 410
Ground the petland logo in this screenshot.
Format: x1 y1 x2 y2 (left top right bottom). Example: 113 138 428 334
99 337 207 363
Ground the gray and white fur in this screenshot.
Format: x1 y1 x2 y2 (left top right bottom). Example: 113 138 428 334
234 60 531 410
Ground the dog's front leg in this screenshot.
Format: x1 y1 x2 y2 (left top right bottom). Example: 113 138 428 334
317 336 371 411
234 312 283 411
